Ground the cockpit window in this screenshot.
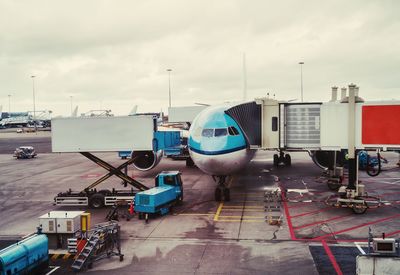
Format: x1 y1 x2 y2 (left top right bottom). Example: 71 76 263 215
201 128 214 137
214 128 227 137
228 126 240 136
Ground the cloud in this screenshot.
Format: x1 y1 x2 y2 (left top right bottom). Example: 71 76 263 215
1 0 400 115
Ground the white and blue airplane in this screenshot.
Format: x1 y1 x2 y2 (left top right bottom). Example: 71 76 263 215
129 102 334 202
187 103 256 201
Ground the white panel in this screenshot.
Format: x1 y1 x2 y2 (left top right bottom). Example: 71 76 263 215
168 106 206 123
52 116 155 152
261 100 279 149
357 255 400 275
320 102 348 150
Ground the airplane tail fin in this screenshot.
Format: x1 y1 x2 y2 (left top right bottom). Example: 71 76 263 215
129 105 138 115
72 106 78 117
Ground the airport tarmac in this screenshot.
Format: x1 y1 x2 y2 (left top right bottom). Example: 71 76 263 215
0 134 399 274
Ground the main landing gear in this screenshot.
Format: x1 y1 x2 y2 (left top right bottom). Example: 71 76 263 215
213 176 230 202
273 151 291 167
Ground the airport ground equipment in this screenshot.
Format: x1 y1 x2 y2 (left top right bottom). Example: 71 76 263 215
135 171 183 222
39 211 84 249
71 221 123 272
54 151 149 208
264 188 282 225
0 228 48 275
13 146 37 159
356 228 400 274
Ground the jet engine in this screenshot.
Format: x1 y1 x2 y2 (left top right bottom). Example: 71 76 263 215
131 150 163 171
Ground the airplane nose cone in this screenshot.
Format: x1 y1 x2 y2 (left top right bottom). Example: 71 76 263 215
189 148 252 176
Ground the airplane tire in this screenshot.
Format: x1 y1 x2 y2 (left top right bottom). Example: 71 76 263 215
215 188 222 201
223 188 230 202
284 154 291 166
273 154 279 167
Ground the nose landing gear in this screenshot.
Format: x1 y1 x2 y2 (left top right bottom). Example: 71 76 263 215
213 176 230 202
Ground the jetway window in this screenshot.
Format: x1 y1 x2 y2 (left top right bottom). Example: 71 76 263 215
272 117 278 132
215 128 228 137
202 128 214 137
228 126 239 136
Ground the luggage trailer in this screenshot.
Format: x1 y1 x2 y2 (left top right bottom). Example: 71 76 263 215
54 152 149 208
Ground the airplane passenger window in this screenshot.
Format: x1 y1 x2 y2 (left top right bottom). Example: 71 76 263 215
214 128 228 137
202 128 214 137
228 126 239 136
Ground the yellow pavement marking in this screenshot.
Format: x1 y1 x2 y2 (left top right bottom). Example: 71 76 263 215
217 219 265 223
222 209 265 212
213 202 224 221
219 215 264 218
51 254 60 260
63 253 71 260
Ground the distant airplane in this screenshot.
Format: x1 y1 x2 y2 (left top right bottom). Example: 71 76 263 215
129 105 138 116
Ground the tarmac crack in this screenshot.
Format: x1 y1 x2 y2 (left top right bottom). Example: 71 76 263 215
236 190 247 241
193 241 208 274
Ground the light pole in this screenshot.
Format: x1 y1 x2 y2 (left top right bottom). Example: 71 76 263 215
31 75 37 133
7 94 11 113
167 69 172 108
299 62 304 102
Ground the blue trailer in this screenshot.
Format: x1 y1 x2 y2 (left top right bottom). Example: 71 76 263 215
135 171 183 222
0 233 48 275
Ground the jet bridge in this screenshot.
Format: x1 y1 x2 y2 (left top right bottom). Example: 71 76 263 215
242 96 400 151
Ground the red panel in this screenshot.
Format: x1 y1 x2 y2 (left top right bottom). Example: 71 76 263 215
362 105 400 145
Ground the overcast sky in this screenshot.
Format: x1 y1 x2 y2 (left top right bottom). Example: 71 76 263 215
1 0 399 116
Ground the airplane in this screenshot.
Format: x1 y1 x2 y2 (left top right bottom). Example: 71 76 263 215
127 101 335 201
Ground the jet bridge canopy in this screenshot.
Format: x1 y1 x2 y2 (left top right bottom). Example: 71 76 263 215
52 115 156 152
225 102 262 147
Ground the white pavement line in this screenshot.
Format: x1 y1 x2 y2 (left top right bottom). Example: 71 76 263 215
355 242 366 255
45 266 60 275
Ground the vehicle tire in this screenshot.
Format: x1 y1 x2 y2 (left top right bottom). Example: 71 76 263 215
327 180 341 191
177 191 184 204
186 157 195 167
215 188 222 201
89 193 105 209
352 202 367 214
284 154 291 166
223 188 230 202
120 255 124 262
273 154 279 167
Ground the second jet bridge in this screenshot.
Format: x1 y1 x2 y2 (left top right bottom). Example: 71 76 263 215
52 115 180 153
52 115 181 193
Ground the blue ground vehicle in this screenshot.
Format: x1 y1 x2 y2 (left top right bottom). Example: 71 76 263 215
0 232 48 275
135 171 183 222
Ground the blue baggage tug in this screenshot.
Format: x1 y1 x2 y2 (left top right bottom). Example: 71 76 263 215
135 171 183 222
0 231 48 275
